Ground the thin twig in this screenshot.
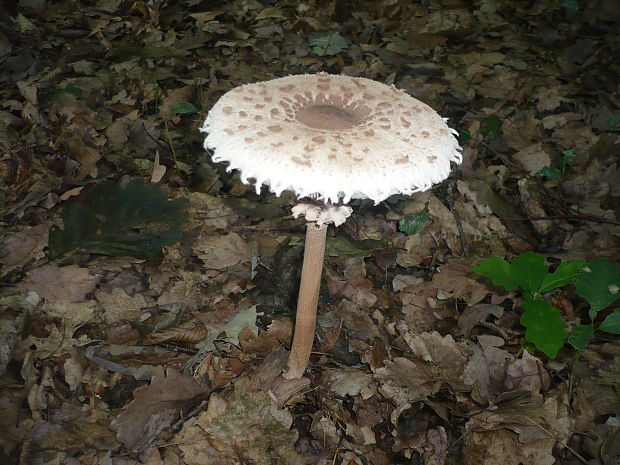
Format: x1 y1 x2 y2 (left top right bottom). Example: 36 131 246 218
478 320 519 342
535 422 589 465
452 209 469 254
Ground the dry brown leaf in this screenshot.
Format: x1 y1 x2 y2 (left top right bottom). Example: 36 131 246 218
238 316 292 354
143 320 209 345
505 350 550 394
0 394 34 457
432 260 490 305
512 142 552 175
95 287 149 323
21 264 101 303
187 192 239 230
69 137 102 181
375 357 442 406
463 335 513 403
150 150 166 183
458 303 504 336
325 257 377 307
0 224 48 275
464 428 555 465
193 231 252 270
399 283 439 333
175 372 302 465
110 368 206 452
325 368 377 400
397 329 468 383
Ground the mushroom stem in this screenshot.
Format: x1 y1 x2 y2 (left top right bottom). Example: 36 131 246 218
284 221 328 379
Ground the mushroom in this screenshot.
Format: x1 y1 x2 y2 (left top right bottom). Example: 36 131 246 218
201 73 462 379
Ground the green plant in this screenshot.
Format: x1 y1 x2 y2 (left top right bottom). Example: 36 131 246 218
399 206 429 235
307 31 351 56
535 148 575 181
481 116 501 140
49 179 188 263
171 102 198 115
473 252 620 357
163 101 199 172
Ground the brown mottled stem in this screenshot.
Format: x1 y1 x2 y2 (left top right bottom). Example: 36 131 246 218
284 221 328 379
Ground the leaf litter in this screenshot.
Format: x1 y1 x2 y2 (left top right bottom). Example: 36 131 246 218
0 0 619 464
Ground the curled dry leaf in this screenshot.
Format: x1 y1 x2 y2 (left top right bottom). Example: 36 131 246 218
0 224 48 276
143 320 209 346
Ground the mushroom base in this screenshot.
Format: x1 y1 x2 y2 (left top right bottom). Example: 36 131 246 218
284 221 328 379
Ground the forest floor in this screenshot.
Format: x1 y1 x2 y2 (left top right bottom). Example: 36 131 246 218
1 0 619 464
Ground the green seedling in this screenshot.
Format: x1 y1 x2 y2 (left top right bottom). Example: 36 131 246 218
481 116 502 140
473 252 619 357
171 102 198 115
399 206 429 236
536 148 575 180
607 113 620 133
49 84 83 101
559 0 579 15
163 101 199 172
308 31 352 56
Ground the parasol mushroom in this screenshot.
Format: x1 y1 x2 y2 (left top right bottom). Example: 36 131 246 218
201 73 462 379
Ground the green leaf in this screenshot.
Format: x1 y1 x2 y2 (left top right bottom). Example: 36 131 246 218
49 179 188 262
576 259 620 312
473 252 548 294
482 116 501 140
171 102 198 115
558 149 575 170
568 325 593 351
49 84 84 101
539 260 587 293
510 252 549 294
599 309 620 334
608 113 620 132
560 0 579 14
399 206 429 236
520 297 567 358
458 130 472 143
473 256 522 291
536 166 562 179
308 31 352 56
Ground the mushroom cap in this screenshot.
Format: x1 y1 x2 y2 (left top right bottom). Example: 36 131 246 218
201 73 462 204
